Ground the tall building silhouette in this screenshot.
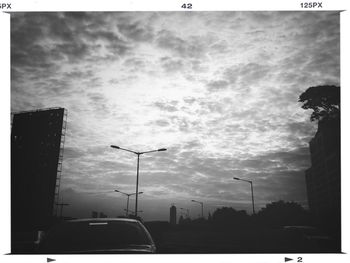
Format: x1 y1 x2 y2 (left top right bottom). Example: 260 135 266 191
305 118 340 239
170 205 177 225
11 108 68 236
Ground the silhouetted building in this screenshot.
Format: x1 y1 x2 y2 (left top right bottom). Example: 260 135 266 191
305 118 340 237
170 205 177 225
11 108 67 236
99 212 108 218
92 211 98 218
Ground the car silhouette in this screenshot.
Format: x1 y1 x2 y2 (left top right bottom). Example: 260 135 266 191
283 225 336 252
38 218 156 254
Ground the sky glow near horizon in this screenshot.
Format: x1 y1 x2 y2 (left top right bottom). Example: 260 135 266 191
11 11 340 221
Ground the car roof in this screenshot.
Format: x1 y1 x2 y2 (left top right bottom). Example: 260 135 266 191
65 218 141 224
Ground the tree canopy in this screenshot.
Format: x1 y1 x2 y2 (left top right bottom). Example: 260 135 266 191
212 207 249 226
298 85 340 122
256 200 309 226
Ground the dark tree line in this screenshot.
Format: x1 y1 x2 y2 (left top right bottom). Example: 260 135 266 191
254 200 310 227
174 200 310 228
210 200 310 228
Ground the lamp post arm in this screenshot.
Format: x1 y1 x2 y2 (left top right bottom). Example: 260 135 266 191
111 145 138 154
119 147 139 154
118 191 129 196
139 150 159 154
240 179 252 184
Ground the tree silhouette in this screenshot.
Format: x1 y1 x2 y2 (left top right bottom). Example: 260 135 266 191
212 207 249 227
208 212 212 222
178 215 184 225
257 200 310 227
298 85 340 122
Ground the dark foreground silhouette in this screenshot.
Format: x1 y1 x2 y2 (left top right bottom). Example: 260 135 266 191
12 201 340 254
145 202 340 253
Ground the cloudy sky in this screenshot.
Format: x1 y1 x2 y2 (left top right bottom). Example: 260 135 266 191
11 11 340 221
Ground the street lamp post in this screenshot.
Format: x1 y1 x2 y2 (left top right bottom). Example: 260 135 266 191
191 200 203 218
233 177 255 215
114 189 143 216
111 145 167 217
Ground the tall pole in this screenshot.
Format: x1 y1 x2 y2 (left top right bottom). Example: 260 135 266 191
135 154 140 217
191 200 204 219
115 189 143 217
201 203 203 218
233 177 255 215
111 145 166 219
250 181 255 215
126 195 130 216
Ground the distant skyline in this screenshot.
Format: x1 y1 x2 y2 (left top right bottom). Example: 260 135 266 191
11 11 340 221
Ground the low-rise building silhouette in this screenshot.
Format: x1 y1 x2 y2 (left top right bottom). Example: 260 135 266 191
91 211 98 218
99 212 108 218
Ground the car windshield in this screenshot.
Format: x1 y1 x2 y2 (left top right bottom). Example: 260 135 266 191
41 220 152 252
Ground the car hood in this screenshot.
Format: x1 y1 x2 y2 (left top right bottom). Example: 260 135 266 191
42 244 156 254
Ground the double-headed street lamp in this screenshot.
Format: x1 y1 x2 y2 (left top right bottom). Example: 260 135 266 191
111 145 167 217
233 177 255 215
114 189 143 216
191 200 204 218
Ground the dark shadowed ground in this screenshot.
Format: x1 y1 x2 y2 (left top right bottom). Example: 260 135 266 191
145 221 340 253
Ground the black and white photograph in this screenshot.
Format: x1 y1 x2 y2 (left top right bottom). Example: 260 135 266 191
2 0 349 261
